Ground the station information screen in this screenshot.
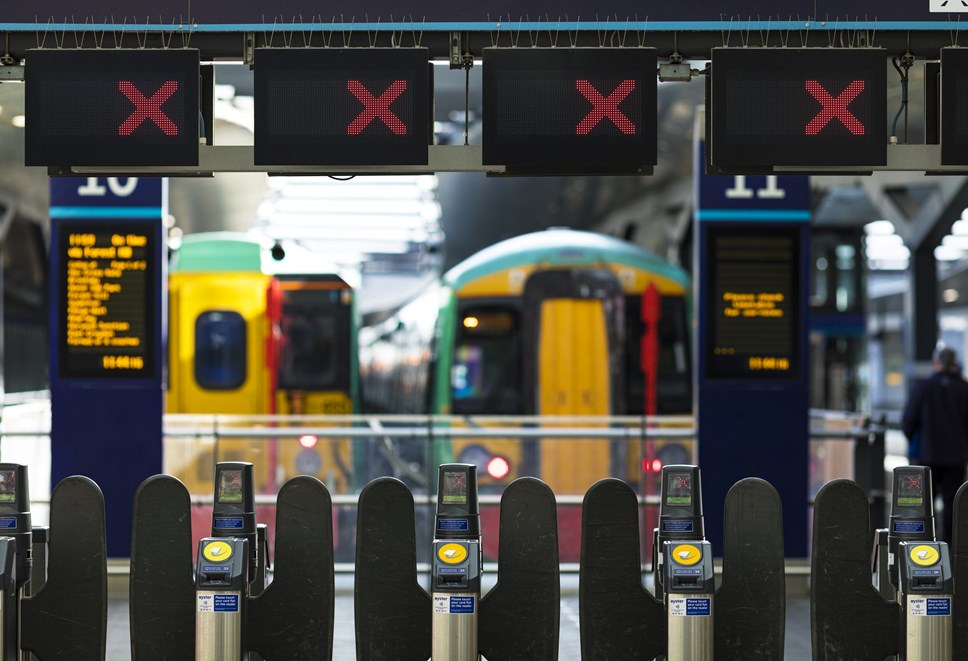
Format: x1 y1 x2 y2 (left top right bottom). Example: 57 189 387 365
58 223 156 379
705 225 800 380
25 49 199 166
709 48 886 170
254 48 431 166
941 48 968 166
482 48 657 173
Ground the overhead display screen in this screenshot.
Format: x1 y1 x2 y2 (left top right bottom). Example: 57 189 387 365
58 223 156 379
941 48 968 166
482 48 657 173
254 48 431 166
709 48 886 170
706 226 800 380
25 49 199 167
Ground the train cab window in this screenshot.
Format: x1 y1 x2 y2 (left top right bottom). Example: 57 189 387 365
277 290 351 392
451 306 523 414
195 311 247 390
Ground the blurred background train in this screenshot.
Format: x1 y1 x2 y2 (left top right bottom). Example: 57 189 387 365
164 232 359 495
165 228 692 494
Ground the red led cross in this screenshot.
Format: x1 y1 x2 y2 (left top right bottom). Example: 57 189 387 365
804 80 865 136
347 80 408 135
576 80 637 135
118 81 179 136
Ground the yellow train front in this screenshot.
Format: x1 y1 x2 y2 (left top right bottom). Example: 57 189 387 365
360 228 693 559
166 232 357 497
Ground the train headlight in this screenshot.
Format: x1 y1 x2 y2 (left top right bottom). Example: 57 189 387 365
299 434 318 449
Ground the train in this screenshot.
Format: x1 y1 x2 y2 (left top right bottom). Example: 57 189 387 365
165 232 358 495
358 227 694 497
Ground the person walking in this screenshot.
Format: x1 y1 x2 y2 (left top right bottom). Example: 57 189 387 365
902 346 968 544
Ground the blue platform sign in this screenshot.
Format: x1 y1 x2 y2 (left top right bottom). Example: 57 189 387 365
694 139 810 557
49 177 165 557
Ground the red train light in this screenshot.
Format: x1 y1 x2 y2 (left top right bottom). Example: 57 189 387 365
487 456 511 480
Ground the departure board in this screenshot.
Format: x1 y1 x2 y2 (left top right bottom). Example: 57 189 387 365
706 226 800 379
58 223 155 379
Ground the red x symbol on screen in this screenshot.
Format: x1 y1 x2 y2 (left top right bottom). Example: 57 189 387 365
118 81 179 136
347 81 408 135
804 80 865 136
576 80 637 135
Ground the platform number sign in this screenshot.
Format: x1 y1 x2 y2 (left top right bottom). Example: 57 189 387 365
25 49 199 167
708 48 886 171
482 48 657 174
254 48 431 166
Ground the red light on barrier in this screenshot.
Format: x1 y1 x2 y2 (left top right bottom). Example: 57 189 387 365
299 434 318 449
487 456 511 480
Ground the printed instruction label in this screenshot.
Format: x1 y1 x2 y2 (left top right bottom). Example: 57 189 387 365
662 520 694 533
909 597 951 617
433 594 475 614
892 520 925 534
197 593 240 613
0 518 16 529
669 597 711 617
438 519 469 532
213 516 244 530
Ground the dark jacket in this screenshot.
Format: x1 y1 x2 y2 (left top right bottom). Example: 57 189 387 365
902 371 968 466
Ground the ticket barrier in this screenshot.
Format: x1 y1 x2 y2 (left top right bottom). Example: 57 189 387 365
580 470 785 660
130 469 334 659
811 469 960 660
195 462 258 661
431 465 480 661
355 472 559 661
19 475 107 660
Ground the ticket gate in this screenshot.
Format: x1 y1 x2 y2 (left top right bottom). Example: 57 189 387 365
812 468 958 660
355 472 559 661
431 465 481 661
20 475 107 660
580 469 785 660
130 468 334 659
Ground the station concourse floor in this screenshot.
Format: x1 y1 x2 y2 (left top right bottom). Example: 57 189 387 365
109 579 813 660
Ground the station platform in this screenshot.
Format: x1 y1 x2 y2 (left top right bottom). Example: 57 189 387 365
106 575 812 660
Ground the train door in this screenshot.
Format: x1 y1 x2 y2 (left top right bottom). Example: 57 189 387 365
523 270 625 494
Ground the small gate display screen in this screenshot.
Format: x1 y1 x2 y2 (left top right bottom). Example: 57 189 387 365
442 470 468 505
0 471 16 503
665 473 692 506
897 473 924 506
218 470 244 504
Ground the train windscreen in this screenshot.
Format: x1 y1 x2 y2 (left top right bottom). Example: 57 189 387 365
451 305 523 414
277 288 351 392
